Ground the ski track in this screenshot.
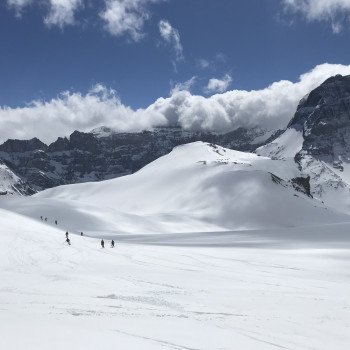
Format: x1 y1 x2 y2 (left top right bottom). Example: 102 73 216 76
1 219 350 349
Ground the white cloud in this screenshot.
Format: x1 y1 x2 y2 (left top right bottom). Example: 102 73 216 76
283 0 350 33
6 0 32 16
0 85 167 144
159 19 184 67
100 0 162 41
44 0 83 28
170 76 196 94
7 0 82 27
1 64 350 144
205 74 232 94
7 0 163 34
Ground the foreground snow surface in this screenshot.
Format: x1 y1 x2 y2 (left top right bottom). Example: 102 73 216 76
1 208 350 350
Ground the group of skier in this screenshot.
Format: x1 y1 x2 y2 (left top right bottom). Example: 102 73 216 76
40 215 115 248
40 216 58 225
100 239 114 248
65 232 115 248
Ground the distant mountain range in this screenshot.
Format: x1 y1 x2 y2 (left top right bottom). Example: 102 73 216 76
0 125 279 194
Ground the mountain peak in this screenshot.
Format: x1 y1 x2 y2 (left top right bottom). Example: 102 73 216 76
257 74 350 213
0 137 47 153
289 74 350 128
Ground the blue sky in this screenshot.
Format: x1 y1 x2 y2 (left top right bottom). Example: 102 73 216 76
1 0 350 143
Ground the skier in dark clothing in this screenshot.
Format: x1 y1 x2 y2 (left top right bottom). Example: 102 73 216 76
101 240 104 248
81 232 83 236
55 220 57 225
40 216 43 220
66 231 69 239
111 240 115 248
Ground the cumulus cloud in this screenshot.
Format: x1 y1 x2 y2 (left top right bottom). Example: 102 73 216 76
44 0 83 28
1 63 350 144
283 0 350 33
159 20 184 67
7 0 82 27
205 74 232 94
170 76 196 94
7 0 163 34
100 0 163 41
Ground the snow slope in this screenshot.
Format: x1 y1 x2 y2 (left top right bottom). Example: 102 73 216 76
0 161 29 195
256 127 304 159
16 141 344 234
256 125 350 215
1 207 350 350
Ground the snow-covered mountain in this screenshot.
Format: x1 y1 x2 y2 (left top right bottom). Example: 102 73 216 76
0 141 346 235
257 74 350 213
2 73 350 219
0 126 278 194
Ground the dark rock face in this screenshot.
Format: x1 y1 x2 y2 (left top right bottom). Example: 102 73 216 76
259 74 350 203
289 74 350 166
0 138 48 153
0 126 278 194
291 176 312 197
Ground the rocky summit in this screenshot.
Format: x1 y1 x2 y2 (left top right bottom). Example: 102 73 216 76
257 74 350 213
290 74 350 165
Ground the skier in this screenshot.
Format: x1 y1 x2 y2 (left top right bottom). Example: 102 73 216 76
101 239 104 248
66 231 69 239
40 216 43 220
45 217 47 222
111 240 115 248
55 220 57 225
81 232 83 236
66 238 71 245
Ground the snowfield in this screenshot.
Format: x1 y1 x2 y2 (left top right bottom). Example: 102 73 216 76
1 142 350 349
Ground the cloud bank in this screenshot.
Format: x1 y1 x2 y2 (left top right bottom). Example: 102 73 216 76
283 0 350 33
1 63 350 144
